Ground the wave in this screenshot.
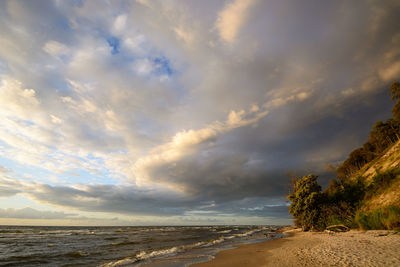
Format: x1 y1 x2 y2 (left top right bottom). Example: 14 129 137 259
99 226 272 267
66 251 89 258
100 237 227 266
99 246 180 267
99 256 139 267
111 241 139 247
136 246 180 260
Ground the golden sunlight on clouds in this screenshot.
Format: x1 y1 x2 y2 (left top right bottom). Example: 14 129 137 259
215 0 257 43
173 26 194 46
133 105 269 188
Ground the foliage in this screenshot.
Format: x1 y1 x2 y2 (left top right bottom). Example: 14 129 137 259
286 82 400 231
287 174 324 230
321 168 400 230
287 170 399 230
368 119 400 153
325 177 365 207
393 102 400 123
336 148 374 180
355 206 400 230
321 177 366 228
287 169 400 230
390 81 400 100
335 82 400 179
319 202 358 229
390 82 400 122
336 119 400 180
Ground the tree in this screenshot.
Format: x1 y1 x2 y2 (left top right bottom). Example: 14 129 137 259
390 82 400 122
287 174 324 230
393 102 400 123
336 118 400 180
389 81 400 100
369 119 400 152
336 147 374 180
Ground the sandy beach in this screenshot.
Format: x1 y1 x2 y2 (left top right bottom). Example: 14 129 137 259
192 229 400 267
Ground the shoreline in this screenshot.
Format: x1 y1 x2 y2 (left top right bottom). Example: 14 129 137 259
191 228 400 267
190 227 297 267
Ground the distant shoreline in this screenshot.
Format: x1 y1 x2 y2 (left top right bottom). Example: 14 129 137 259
191 228 400 267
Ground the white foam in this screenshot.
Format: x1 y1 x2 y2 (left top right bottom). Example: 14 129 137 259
136 246 180 260
100 246 182 266
100 227 271 266
99 257 138 267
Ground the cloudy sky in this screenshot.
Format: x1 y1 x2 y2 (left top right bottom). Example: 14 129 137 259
0 0 399 226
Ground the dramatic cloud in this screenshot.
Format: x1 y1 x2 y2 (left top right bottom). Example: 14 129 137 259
133 107 269 188
0 0 399 225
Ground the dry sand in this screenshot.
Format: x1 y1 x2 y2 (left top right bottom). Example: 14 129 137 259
192 229 400 267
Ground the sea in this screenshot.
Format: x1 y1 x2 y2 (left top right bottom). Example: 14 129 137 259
0 225 284 267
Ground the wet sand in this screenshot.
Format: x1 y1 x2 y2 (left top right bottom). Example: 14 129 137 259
192 229 400 267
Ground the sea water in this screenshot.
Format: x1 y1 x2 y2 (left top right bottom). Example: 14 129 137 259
0 225 283 266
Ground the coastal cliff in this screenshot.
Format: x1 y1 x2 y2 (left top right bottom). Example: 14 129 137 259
288 82 400 231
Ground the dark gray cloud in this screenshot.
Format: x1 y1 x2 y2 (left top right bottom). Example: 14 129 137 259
0 186 21 197
0 207 79 220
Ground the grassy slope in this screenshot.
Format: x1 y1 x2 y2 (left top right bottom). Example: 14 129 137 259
355 140 400 212
340 140 400 229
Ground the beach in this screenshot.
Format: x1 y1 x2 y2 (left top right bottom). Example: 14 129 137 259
192 228 400 267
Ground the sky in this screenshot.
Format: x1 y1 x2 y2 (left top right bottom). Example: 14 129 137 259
0 0 399 226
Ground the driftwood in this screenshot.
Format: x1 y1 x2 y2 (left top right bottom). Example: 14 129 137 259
326 224 350 232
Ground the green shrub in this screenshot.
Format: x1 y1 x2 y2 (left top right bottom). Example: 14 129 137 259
355 206 400 230
324 177 366 209
287 174 325 230
320 202 358 229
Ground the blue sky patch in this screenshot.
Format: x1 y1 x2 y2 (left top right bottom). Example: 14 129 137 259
107 37 120 55
153 56 173 76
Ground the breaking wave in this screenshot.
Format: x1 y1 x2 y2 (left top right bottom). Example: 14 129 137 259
100 226 273 266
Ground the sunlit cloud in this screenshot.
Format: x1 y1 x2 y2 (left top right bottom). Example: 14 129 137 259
133 106 269 188
215 0 257 43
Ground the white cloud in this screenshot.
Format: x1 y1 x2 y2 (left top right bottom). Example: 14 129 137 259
136 0 152 8
43 40 69 57
215 0 256 43
379 61 400 82
0 77 40 117
133 58 154 75
173 26 194 46
50 114 63 124
263 89 312 109
123 35 146 54
113 14 128 33
0 77 125 177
